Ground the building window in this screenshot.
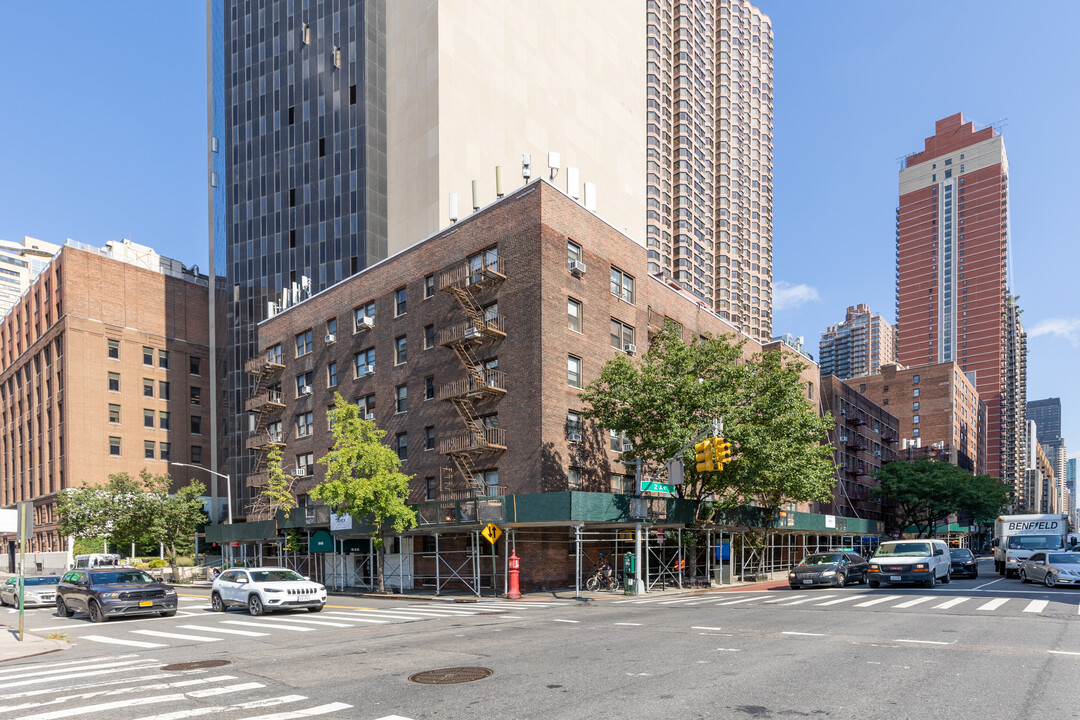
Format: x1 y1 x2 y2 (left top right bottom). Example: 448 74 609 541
354 301 375 332
396 385 408 413
395 336 407 365
424 274 435 298
395 432 408 461
190 356 201 376
268 344 283 364
355 349 375 377
144 440 155 459
108 372 120 392
394 287 407 316
297 453 314 476
913 374 920 384
425 376 435 400
143 346 154 365
327 362 338 387
159 411 170 430
159 381 170 400
190 386 202 406
107 339 120 359
610 319 635 351
159 442 170 461
357 393 375 420
191 446 203 465
326 317 337 338
424 325 435 350
144 409 154 428
913 428 920 438
567 411 583 438
568 298 582 333
807 381 814 400
158 350 169 369
109 437 121 456
296 372 313 396
568 468 583 491
426 477 436 500
191 415 202 434
568 355 582 388
913 415 920 424
568 240 582 265
913 402 920 411
913 388 920 397
296 412 314 438
295 329 313 357
425 426 435 451
108 404 121 423
610 429 631 452
610 267 635 304
143 378 155 397
475 469 499 496
610 474 634 494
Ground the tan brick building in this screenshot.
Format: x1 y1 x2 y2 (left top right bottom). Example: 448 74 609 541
0 242 211 555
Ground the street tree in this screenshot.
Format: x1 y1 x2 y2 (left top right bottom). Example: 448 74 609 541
251 444 298 522
875 459 1005 537
143 473 209 580
57 484 113 545
311 393 417 593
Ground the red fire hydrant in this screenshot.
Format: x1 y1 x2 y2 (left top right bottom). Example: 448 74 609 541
507 550 522 600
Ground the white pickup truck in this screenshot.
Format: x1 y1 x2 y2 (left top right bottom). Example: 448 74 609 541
993 514 1071 577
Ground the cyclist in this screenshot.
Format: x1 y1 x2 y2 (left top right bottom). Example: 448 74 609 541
596 553 613 581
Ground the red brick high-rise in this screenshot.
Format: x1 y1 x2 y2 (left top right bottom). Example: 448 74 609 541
895 113 1024 488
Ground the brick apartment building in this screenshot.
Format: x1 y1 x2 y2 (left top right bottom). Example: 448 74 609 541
226 180 844 591
849 361 986 476
0 242 211 557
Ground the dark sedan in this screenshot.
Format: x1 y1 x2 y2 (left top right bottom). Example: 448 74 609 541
950 548 979 578
56 568 177 622
788 552 869 589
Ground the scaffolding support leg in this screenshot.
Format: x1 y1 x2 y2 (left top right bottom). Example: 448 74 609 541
574 525 582 598
435 533 441 596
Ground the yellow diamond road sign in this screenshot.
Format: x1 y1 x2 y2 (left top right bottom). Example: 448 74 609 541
481 523 502 545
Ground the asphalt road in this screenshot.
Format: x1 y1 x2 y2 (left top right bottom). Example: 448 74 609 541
3 557 1079 720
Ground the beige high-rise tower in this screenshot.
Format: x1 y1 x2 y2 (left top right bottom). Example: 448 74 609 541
645 0 774 340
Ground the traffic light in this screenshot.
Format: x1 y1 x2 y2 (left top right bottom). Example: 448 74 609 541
694 438 716 472
715 437 732 470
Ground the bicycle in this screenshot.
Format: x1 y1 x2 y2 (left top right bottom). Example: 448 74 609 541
585 570 620 592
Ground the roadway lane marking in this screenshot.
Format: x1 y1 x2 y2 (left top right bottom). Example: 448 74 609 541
253 617 354 628
977 598 1010 611
1049 650 1080 656
781 595 836 606
130 630 221 642
80 635 167 649
973 578 1005 590
892 597 934 609
816 595 866 606
781 631 826 636
854 595 902 607
614 623 642 626
711 596 769 606
241 702 354 719
895 639 948 645
1023 599 1049 613
932 597 971 609
552 619 579 624
762 595 822 604
691 626 724 631
220 620 313 632
176 624 268 637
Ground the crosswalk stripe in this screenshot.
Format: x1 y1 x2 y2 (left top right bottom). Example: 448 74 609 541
977 598 1010 611
781 594 836 606
1024 600 1049 613
129 695 309 720
932 597 971 610
387 607 479 616
854 595 901 607
0 671 180 699
14 691 184 720
712 596 769 606
176 624 268 637
240 702 354 719
220 620 313 632
0 658 149 683
0 676 237 715
479 602 562 608
130 630 222 643
314 613 388 624
186 682 265 697
253 617 354 628
816 595 867 606
80 636 168 649
892 597 934 609
658 597 707 605
763 595 821 604
324 610 430 621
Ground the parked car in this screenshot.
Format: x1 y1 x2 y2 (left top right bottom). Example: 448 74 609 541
0 575 61 607
949 548 979 579
788 552 869 589
56 568 177 622
867 539 951 588
1019 552 1080 587
211 567 327 616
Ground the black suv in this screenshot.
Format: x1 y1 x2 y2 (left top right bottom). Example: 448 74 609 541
56 567 178 622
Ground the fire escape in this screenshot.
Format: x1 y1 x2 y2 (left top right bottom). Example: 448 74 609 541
243 349 286 490
437 252 507 497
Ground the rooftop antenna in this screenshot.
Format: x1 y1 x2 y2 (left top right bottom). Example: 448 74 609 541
471 180 480 212
448 192 459 223
521 154 531 183
547 151 560 180
495 166 504 197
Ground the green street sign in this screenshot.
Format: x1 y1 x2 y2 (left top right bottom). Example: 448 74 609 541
640 481 674 494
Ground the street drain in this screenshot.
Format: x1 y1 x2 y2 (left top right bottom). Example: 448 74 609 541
409 667 492 685
162 660 232 671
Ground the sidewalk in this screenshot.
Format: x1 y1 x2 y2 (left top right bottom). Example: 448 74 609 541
0 627 70 664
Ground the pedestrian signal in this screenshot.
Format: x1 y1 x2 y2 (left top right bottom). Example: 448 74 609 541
694 438 716 472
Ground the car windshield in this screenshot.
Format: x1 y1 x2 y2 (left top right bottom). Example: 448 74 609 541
799 554 841 566
90 570 155 584
950 550 973 559
249 569 306 583
24 577 61 586
1007 536 1063 550
875 543 932 558
1047 554 1080 565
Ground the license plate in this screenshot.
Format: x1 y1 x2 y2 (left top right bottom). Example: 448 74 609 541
802 579 813 584
890 576 902 581
139 601 153 607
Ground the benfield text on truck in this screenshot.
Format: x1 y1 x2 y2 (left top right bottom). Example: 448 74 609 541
1006 521 1063 531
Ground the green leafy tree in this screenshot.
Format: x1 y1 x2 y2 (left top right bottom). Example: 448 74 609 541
311 393 417 593
143 473 209 580
251 445 298 521
57 485 113 544
875 459 1006 537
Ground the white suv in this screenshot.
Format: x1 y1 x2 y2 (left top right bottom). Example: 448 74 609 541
211 567 327 616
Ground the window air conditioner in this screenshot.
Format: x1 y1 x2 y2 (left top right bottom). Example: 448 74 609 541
568 432 582 443
300 385 312 396
325 333 336 344
569 260 586 277
463 327 482 339
840 408 847 415
290 467 308 477
364 364 374 375
623 442 634 452
839 435 848 443
623 343 637 354
357 316 374 330
365 413 375 420
874 450 882 457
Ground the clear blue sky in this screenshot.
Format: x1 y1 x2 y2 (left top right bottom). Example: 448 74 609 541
1 2 1077 472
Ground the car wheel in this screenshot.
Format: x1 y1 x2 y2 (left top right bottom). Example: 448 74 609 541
835 572 846 587
56 597 74 618
88 600 107 623
972 570 978 579
924 572 936 589
247 594 265 616
789 585 799 590
942 570 951 584
1020 569 1030 583
160 609 177 617
868 580 880 589
307 605 324 613
1045 573 1057 588
211 592 226 612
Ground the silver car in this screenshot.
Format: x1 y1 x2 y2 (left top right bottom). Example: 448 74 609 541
0 575 61 607
1019 552 1080 587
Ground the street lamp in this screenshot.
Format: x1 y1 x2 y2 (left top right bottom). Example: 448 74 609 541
170 462 232 525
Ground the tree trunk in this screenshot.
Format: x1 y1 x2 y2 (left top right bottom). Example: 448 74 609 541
376 544 386 594
168 542 179 585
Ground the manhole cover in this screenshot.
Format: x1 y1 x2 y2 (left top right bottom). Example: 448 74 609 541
162 660 232 671
409 667 492 685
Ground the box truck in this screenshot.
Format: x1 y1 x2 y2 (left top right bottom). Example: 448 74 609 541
993 514 1071 577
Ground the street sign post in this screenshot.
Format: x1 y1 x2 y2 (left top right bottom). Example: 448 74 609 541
16 501 32 642
480 524 502 597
